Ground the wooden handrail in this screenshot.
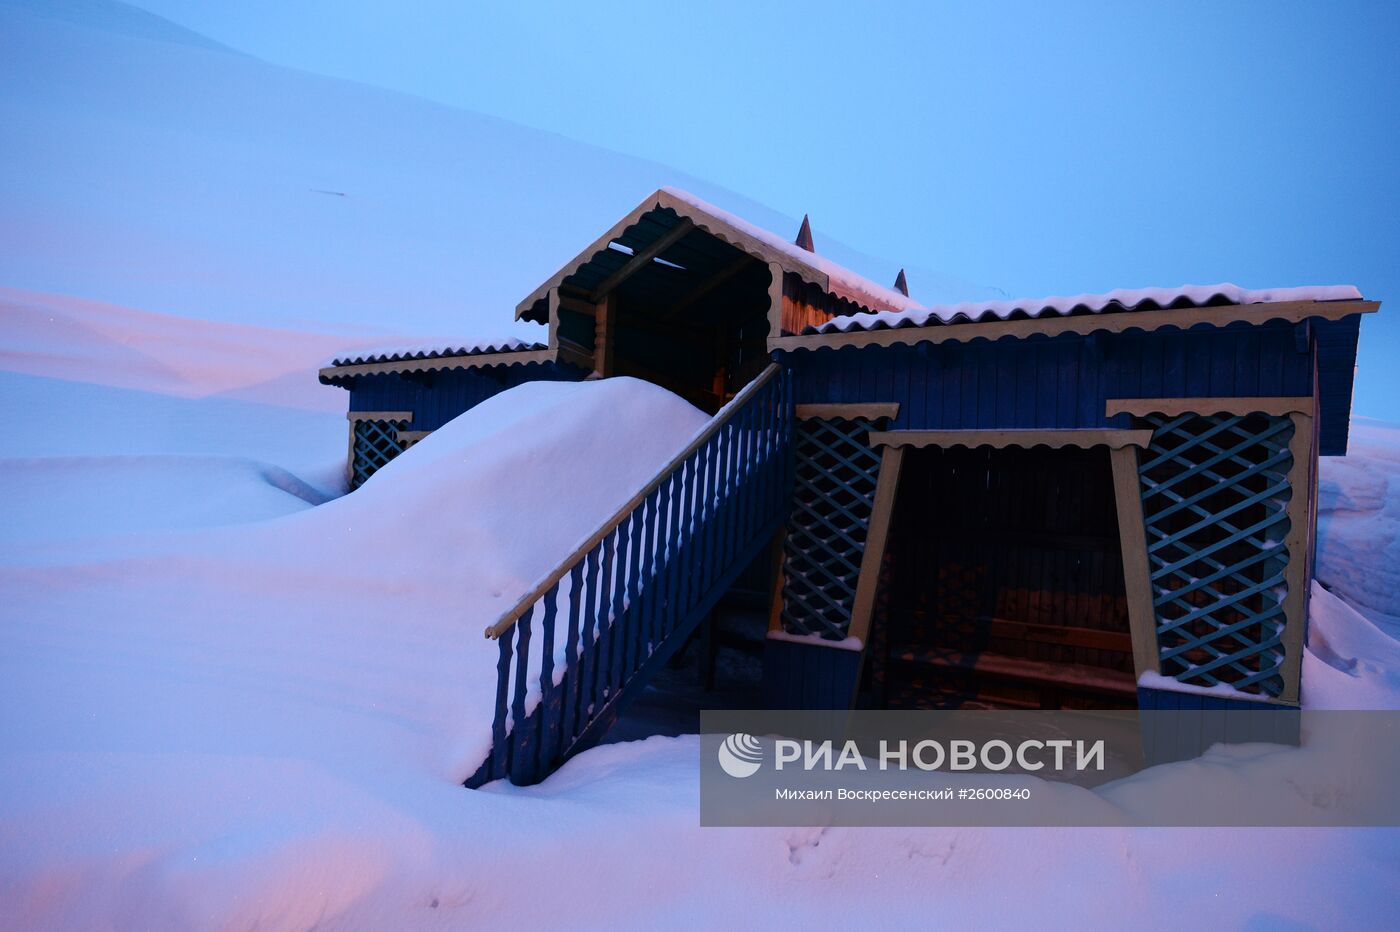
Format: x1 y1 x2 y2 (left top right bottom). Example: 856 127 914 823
484 362 784 639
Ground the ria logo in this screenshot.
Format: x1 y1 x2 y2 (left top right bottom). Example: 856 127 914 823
718 733 763 778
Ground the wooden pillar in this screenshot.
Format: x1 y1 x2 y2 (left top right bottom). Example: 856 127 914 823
847 445 904 645
1109 445 1160 680
593 293 615 378
1278 410 1314 705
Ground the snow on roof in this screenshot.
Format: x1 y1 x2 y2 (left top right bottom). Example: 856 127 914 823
811 283 1362 334
658 187 922 313
327 336 547 368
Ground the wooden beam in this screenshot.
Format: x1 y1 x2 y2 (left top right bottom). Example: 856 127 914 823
768 299 1379 354
346 410 413 422
796 403 900 422
587 219 695 302
661 253 754 319
555 339 596 373
847 445 904 645
1106 396 1315 418
1109 445 1160 681
866 429 1153 451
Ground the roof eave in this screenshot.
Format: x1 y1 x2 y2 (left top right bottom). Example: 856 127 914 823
318 346 565 387
513 189 836 322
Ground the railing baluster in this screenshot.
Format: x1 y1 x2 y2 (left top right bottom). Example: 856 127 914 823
702 429 723 590
592 533 616 711
560 561 584 759
508 604 535 785
576 546 602 737
652 472 674 646
628 493 654 675
608 515 633 697
642 486 667 657
675 454 698 627
536 583 561 777
491 629 514 782
741 401 759 543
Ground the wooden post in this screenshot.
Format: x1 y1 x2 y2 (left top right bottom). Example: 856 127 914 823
1278 411 1314 705
1109 445 1160 680
847 445 904 645
593 293 615 378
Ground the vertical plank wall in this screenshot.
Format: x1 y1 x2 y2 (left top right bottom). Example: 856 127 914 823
347 362 584 432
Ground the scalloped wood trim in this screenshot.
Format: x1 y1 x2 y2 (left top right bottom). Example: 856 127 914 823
320 348 560 384
1107 396 1315 418
768 299 1378 353
867 429 1153 451
795 403 901 422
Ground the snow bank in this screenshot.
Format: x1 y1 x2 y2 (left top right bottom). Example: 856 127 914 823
1316 418 1400 630
0 455 327 547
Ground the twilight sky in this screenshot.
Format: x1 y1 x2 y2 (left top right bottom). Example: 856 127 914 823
127 0 1399 418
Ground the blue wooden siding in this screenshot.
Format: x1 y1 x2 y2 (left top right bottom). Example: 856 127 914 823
762 638 863 710
1137 687 1300 765
1313 315 1362 455
782 322 1315 432
348 362 583 431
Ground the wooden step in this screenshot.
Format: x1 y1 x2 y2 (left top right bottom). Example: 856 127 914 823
892 644 1137 697
899 613 1133 655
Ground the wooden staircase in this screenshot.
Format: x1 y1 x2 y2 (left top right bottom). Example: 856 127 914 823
466 364 794 787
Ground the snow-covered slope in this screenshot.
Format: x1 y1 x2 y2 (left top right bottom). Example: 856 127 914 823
2 369 1398 928
0 0 997 337
1317 418 1400 630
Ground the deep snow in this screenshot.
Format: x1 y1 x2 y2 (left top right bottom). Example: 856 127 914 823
2 287 1399 926
1 1 1397 927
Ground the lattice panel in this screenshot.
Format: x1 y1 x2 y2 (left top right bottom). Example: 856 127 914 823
350 418 412 489
780 416 886 638
1137 412 1295 696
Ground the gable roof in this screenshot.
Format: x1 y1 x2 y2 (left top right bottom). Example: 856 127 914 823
515 187 918 323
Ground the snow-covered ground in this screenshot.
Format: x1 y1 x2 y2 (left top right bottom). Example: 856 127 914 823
2 283 1398 928
2 0 1397 927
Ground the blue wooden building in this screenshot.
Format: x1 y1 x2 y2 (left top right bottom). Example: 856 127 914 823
318 188 1378 785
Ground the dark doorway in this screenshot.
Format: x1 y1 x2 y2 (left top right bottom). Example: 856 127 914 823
871 445 1139 710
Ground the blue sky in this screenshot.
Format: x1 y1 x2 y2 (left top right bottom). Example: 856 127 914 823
129 0 1399 418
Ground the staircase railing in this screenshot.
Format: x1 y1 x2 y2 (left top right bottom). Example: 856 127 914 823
468 363 793 787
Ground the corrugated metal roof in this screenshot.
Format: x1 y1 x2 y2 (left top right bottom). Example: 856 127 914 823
810 283 1363 334
658 188 921 313
326 337 547 368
